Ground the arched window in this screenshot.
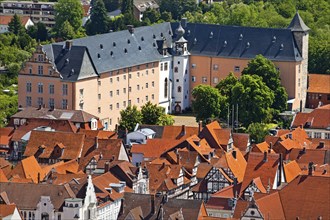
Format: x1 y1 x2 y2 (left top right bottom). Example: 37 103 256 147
164 78 168 98
177 86 182 93
174 67 178 73
41 213 49 220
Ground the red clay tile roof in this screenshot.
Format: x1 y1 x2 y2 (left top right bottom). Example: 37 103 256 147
252 142 275 153
214 128 231 147
0 204 17 218
0 15 31 25
292 105 330 129
225 148 247 182
288 148 328 165
232 133 250 152
308 138 330 149
131 139 182 159
196 163 213 179
241 152 280 193
211 183 242 199
0 127 14 146
162 125 199 140
0 169 8 182
284 160 302 183
279 175 330 219
23 130 85 160
308 74 330 94
78 129 117 139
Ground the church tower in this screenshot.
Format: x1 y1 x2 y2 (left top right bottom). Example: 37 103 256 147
172 20 190 113
288 12 310 110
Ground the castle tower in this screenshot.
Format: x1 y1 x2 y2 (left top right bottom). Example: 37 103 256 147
288 12 310 110
172 20 190 113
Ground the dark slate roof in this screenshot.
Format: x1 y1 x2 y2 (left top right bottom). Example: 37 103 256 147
43 44 98 82
12 107 98 122
288 12 310 32
171 22 302 62
53 22 173 74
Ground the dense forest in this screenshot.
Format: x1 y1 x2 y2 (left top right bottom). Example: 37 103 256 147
0 0 329 127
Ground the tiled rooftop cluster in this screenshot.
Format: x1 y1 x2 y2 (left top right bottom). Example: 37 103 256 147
0 105 329 219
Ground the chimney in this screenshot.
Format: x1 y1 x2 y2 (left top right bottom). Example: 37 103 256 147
104 161 110 172
37 172 40 183
181 125 186 136
233 177 238 186
232 150 237 159
308 162 314 175
95 136 99 149
110 155 115 162
65 40 73 50
198 121 202 135
181 18 187 28
269 142 273 150
151 195 156 215
263 151 268 162
319 141 325 149
127 25 134 34
119 198 125 216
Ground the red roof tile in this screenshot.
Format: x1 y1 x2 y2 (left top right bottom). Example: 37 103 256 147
292 105 330 129
0 15 31 25
308 74 330 94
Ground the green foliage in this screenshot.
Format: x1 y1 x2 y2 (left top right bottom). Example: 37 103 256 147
86 0 110 35
232 74 274 126
27 22 49 42
0 93 18 127
121 0 133 14
158 114 174 126
104 0 120 12
216 72 238 118
247 122 269 143
143 8 161 24
160 0 199 20
54 0 84 38
8 14 25 35
192 84 225 122
242 55 288 112
160 11 172 22
141 101 164 125
119 105 142 131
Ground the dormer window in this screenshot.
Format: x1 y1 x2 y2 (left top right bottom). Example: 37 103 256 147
272 36 276 43
239 34 243 40
209 32 213 39
280 44 284 50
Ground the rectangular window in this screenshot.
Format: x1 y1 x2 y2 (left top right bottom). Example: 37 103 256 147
202 77 207 83
146 95 148 101
318 94 322 100
234 66 240 72
123 101 126 107
62 84 68 95
116 103 119 109
137 98 140 103
49 84 54 94
116 89 119 95
128 67 132 72
26 82 32 93
80 89 84 96
325 133 330 139
109 104 113 110
298 78 301 87
49 98 54 108
129 87 132 92
123 75 126 80
123 88 126 93
191 64 196 69
38 54 43 62
192 76 196 82
137 85 140 90
146 83 148 88
137 72 140 77
151 69 153 74
152 94 154 100
98 107 101 113
137 65 140 70
26 96 32 106
98 80 101 86
98 94 101 100
152 81 155 87
29 68 32 74
146 63 149 68
213 77 219 84
38 65 43 75
213 64 219 71
37 97 43 106
128 100 131 106
164 62 168 71
327 95 330 101
110 78 113 83
62 99 68 109
38 83 43 93
117 77 119 82
110 91 113 97
314 132 321 138
161 63 164 71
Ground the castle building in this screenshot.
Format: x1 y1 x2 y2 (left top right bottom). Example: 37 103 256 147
18 13 309 130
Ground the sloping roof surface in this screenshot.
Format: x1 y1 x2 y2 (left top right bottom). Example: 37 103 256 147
308 74 330 94
288 12 310 32
171 22 302 62
292 104 330 129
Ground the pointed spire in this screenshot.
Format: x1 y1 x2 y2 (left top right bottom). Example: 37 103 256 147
288 12 310 32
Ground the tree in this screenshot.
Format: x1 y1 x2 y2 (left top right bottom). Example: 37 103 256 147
8 14 25 35
216 72 239 119
142 8 160 24
158 114 174 126
121 0 133 14
85 0 110 35
54 0 83 36
119 105 142 131
192 85 225 122
160 11 172 22
141 101 164 125
247 122 269 143
242 55 288 112
104 0 120 12
232 74 274 127
57 20 75 40
35 22 48 42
